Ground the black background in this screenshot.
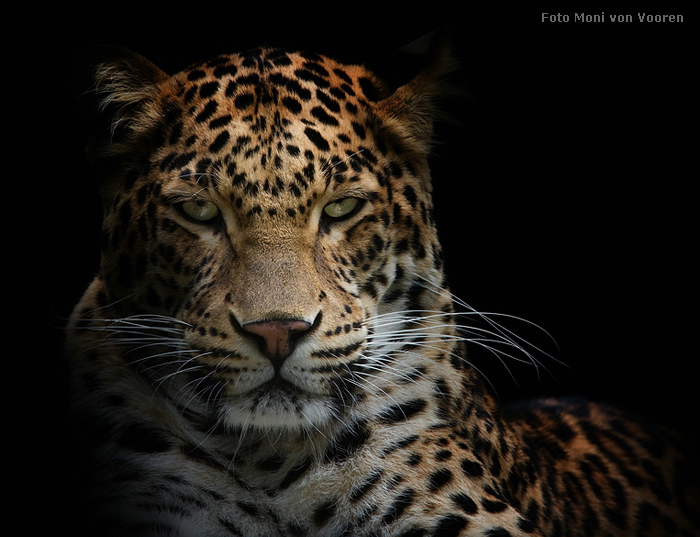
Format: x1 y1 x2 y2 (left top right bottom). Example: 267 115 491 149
43 9 696 470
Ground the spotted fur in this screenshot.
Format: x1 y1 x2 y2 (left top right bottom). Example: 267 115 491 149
67 43 700 536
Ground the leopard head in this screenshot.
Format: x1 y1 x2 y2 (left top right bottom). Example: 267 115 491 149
81 44 457 433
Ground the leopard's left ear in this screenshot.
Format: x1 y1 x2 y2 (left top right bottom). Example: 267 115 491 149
376 30 460 157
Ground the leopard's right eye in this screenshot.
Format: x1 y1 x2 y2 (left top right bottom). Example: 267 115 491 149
180 200 220 222
323 197 361 219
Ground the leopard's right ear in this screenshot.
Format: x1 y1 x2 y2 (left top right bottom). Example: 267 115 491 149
75 45 169 166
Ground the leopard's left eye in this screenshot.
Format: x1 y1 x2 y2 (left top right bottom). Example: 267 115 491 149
323 197 361 219
180 200 220 222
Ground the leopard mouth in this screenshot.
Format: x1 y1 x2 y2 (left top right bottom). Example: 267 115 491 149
251 376 310 400
219 375 342 432
172 333 364 431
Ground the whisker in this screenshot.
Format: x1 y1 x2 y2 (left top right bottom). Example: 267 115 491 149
362 276 564 391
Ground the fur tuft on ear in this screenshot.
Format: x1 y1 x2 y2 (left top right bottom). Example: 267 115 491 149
375 30 460 157
78 45 169 164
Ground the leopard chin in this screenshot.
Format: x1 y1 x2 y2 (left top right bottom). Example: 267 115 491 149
215 377 341 433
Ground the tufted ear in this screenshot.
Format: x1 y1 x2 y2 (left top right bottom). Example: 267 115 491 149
375 31 459 158
77 45 170 167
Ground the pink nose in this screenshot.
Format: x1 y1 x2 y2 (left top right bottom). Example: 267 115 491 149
242 319 313 367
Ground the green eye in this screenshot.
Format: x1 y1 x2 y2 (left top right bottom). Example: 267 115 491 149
181 200 220 222
323 198 360 219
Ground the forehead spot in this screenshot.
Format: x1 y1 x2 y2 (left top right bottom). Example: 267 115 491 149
305 127 330 151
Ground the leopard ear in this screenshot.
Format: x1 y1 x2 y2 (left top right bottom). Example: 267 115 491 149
375 30 459 157
78 45 169 164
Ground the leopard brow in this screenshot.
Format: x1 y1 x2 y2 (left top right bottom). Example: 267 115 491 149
319 150 367 184
177 166 230 191
168 170 220 199
320 164 380 200
334 188 380 202
161 188 212 204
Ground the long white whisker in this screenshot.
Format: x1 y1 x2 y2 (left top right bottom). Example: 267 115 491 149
416 277 560 354
362 276 564 392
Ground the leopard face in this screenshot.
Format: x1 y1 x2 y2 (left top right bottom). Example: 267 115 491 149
86 47 450 434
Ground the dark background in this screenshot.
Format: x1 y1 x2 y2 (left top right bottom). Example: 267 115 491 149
44 9 695 465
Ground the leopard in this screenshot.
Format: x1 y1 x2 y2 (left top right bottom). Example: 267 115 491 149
65 40 700 537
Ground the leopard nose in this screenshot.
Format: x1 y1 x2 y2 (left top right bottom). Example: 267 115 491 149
242 318 313 368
